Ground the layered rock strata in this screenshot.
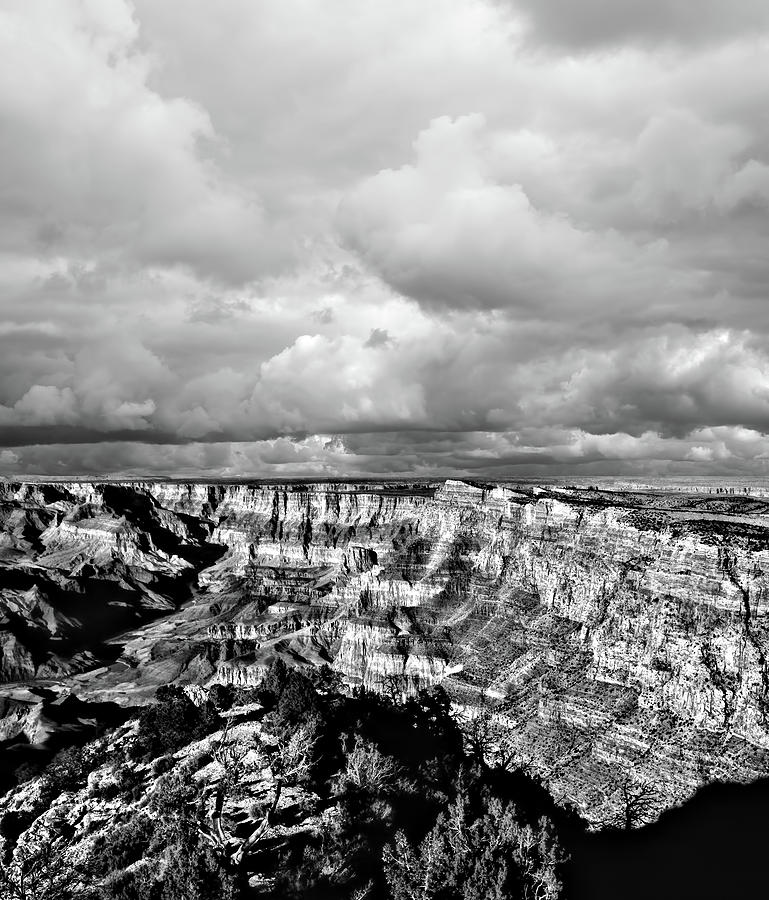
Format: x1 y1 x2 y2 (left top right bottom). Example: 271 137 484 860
3 478 769 825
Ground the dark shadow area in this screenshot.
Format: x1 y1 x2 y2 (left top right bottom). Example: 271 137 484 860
568 777 769 900
0 694 134 794
0 572 172 668
99 483 227 567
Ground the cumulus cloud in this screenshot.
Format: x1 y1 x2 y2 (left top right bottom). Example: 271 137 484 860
0 0 291 283
339 105 769 322
549 330 769 436
338 114 684 315
247 334 428 434
631 109 769 221
2 1 769 477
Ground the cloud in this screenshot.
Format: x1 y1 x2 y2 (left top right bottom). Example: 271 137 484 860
511 0 769 50
247 333 428 434
7 423 769 479
546 329 769 437
364 328 393 348
7 386 79 427
631 109 769 221
339 102 769 322
0 0 291 284
338 114 700 316
2 1 769 477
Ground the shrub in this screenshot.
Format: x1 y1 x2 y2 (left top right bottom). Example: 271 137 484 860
13 760 44 785
40 745 90 801
307 664 343 695
151 755 175 777
89 778 121 802
91 832 239 900
98 863 162 900
0 810 34 859
384 787 566 900
338 735 400 795
208 684 235 711
89 814 155 878
256 660 324 732
158 834 240 900
132 686 220 759
0 825 77 900
260 657 290 700
231 686 262 708
275 671 321 726
148 768 198 835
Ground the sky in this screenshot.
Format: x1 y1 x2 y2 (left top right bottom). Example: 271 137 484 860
1 0 769 479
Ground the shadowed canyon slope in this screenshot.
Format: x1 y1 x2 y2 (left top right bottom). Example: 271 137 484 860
2 478 769 826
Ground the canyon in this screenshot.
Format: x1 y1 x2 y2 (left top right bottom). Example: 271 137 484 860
2 477 769 827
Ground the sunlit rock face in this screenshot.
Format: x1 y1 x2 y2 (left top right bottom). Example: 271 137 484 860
2 477 769 825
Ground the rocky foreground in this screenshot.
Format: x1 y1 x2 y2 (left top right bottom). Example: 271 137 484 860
2 478 769 827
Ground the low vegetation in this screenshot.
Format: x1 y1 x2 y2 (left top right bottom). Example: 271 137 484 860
0 664 579 899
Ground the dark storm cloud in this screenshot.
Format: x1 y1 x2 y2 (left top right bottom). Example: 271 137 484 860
511 0 769 50
0 426 184 449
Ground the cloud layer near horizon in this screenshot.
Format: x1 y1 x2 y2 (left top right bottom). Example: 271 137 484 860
1 0 769 479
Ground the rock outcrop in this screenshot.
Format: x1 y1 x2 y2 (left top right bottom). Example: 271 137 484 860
0 481 222 682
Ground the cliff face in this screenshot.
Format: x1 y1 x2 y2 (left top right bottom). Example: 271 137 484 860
2 478 769 825
0 481 218 682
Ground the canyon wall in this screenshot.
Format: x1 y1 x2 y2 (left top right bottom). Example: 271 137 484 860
2 478 769 824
